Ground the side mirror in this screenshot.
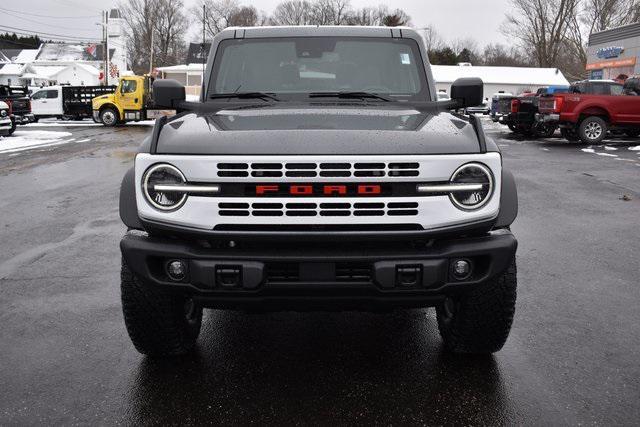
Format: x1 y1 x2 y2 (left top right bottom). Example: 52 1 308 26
450 77 484 108
153 79 185 109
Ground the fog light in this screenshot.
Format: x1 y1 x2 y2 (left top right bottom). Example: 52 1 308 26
452 259 472 280
166 260 186 281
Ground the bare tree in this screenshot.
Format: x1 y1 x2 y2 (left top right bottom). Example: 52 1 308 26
192 0 241 39
271 1 313 25
381 8 411 27
229 5 261 26
481 43 532 67
346 6 383 25
420 24 443 52
120 0 188 73
154 0 188 67
582 0 640 33
502 0 581 69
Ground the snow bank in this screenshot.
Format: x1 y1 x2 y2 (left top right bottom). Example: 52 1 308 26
0 130 73 154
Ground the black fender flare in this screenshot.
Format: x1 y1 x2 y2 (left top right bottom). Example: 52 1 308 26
495 169 518 228
119 167 143 229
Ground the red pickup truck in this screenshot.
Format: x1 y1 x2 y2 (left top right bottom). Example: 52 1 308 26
537 79 640 144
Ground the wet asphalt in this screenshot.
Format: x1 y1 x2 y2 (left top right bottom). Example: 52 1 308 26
0 121 639 425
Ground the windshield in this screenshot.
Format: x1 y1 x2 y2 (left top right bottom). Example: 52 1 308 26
209 37 429 101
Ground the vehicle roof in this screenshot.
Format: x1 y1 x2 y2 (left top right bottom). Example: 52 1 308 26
573 79 618 83
219 25 418 39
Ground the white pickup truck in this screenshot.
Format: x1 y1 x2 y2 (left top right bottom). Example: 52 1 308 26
30 85 115 121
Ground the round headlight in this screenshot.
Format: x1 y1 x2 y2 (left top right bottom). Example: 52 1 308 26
142 164 188 211
0 110 7 117
449 163 494 210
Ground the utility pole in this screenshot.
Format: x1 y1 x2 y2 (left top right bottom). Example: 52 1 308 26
102 11 107 86
105 11 110 86
149 29 154 75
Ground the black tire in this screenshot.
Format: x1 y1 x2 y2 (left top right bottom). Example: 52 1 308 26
560 127 580 142
32 117 39 123
121 258 202 357
625 130 640 138
507 123 517 132
578 116 607 144
436 259 517 354
100 107 119 127
534 123 557 138
8 120 16 136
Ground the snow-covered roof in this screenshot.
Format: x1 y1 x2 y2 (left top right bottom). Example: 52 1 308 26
75 63 100 75
13 49 40 64
31 65 68 78
432 65 570 86
36 43 100 62
157 64 206 72
0 63 25 76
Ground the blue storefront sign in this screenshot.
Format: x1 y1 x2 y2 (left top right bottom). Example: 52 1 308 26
590 69 604 80
596 46 625 59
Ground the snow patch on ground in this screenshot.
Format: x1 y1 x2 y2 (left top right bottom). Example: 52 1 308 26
604 146 618 151
629 145 640 151
581 148 596 153
76 138 92 143
596 152 618 157
0 130 74 154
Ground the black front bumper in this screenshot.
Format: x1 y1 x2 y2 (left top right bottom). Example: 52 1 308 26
120 230 517 311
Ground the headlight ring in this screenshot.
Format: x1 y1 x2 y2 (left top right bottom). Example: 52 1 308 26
448 162 494 211
142 163 188 211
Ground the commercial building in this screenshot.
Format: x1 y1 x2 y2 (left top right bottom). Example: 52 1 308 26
431 64 570 100
587 23 640 80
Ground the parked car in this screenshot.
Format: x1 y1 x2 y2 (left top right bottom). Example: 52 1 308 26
466 97 490 115
30 85 116 121
490 92 513 122
0 85 34 126
118 26 519 357
503 86 571 137
537 80 638 144
0 100 14 136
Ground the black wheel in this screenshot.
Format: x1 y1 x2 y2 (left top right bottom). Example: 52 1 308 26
32 117 39 123
507 123 517 132
436 259 517 354
534 123 556 138
121 258 202 357
578 116 607 144
100 107 119 127
8 120 16 136
560 127 580 141
625 129 640 138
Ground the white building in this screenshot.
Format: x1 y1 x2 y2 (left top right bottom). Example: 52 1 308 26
432 64 570 100
157 43 210 97
0 8 128 87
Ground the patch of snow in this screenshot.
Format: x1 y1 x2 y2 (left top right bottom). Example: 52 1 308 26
604 146 618 151
0 130 73 154
629 145 640 151
581 148 596 153
596 152 618 157
541 148 550 151
25 122 102 128
76 138 92 143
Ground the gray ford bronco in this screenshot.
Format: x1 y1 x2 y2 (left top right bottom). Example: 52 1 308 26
119 26 518 357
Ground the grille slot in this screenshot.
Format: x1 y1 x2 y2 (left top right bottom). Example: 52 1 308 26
265 262 372 283
217 202 420 217
215 162 420 178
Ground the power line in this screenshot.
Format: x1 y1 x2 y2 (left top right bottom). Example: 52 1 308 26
53 0 102 13
0 29 101 44
0 9 99 33
0 24 100 41
0 6 100 19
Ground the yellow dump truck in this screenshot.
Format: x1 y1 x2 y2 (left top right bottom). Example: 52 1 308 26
92 75 175 126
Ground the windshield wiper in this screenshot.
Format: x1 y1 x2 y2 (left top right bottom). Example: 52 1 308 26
309 91 392 102
209 92 280 101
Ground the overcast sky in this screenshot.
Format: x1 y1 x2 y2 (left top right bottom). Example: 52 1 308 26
0 0 512 48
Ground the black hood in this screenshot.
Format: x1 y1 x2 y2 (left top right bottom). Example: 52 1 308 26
155 105 485 155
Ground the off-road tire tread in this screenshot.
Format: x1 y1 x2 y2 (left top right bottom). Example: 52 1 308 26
121 259 201 356
437 259 517 354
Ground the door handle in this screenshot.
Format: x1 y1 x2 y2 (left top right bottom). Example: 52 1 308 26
135 98 138 103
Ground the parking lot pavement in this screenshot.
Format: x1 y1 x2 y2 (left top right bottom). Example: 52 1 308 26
1 123 639 424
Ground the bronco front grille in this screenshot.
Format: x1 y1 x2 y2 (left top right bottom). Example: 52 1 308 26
265 262 372 283
216 162 419 178
218 202 419 217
